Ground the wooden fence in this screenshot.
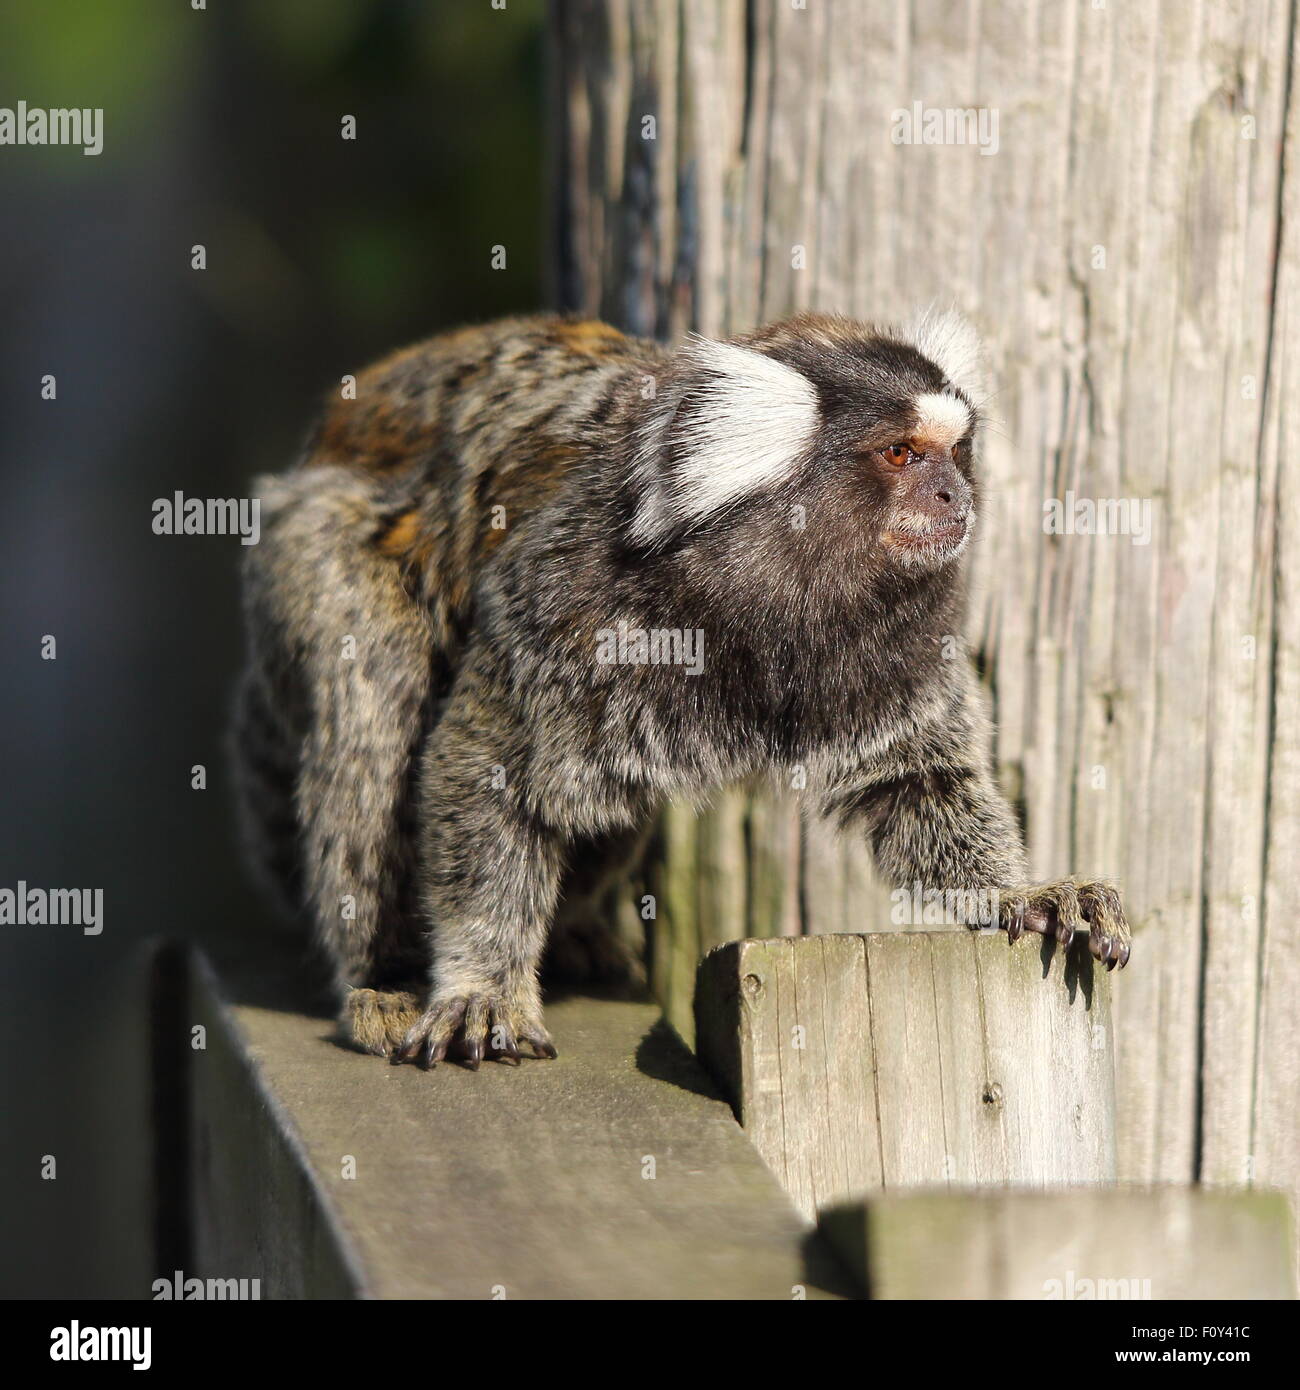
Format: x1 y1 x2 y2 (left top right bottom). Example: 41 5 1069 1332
550 0 1300 1237
169 3 1300 1301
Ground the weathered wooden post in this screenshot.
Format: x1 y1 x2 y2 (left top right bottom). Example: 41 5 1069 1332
696 932 1115 1220
825 1189 1296 1300
551 0 1300 1266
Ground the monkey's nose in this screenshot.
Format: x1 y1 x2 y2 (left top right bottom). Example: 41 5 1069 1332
935 491 970 521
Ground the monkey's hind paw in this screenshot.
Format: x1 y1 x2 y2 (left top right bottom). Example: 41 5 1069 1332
395 991 557 1070
999 878 1131 970
341 988 425 1057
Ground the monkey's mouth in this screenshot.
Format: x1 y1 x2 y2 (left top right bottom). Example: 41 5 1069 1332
884 519 970 559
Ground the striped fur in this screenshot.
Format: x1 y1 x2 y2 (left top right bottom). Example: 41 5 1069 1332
232 311 1129 1068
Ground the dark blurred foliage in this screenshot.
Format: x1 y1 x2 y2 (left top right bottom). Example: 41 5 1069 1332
0 0 544 1297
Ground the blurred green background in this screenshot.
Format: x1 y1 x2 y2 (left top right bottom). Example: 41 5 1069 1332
0 0 545 1297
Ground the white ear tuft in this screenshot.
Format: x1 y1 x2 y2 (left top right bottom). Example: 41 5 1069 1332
630 336 819 543
904 306 986 400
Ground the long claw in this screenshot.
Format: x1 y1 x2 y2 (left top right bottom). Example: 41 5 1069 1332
1007 904 1025 943
461 996 491 1070
393 994 549 1070
1001 880 1132 973
489 1009 522 1065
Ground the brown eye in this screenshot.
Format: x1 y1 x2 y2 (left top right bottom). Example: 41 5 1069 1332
881 443 911 466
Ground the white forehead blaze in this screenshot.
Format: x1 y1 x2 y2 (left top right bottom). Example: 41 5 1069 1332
913 391 972 447
630 335 819 543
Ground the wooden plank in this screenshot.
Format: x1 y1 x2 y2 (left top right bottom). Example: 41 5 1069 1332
800 811 896 937
823 1188 1296 1301
186 946 851 1299
558 0 1300 1228
695 783 750 955
710 935 882 1218
696 931 1115 1220
649 799 700 1046
864 933 958 1187
556 0 1299 1266
1255 5 1300 1277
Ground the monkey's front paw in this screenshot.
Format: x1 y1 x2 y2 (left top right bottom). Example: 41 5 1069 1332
395 990 557 1070
999 878 1131 970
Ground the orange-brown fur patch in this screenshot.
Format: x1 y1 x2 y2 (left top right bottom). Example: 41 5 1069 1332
482 444 579 550
308 345 434 474
551 319 628 356
375 508 425 560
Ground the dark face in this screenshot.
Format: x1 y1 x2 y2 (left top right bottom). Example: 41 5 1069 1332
633 319 981 597
771 332 980 574
859 413 976 570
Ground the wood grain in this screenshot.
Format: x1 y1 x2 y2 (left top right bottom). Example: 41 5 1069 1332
551 0 1299 1261
695 931 1116 1220
188 947 850 1299
825 1188 1296 1300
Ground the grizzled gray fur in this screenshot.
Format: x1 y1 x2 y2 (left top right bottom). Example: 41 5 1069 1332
232 311 1130 1069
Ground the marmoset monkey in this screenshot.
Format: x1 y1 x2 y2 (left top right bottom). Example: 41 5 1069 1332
233 310 1130 1068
